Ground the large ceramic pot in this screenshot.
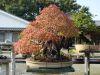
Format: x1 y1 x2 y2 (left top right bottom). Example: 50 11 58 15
26 58 73 70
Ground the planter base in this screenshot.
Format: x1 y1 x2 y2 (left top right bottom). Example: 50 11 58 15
26 58 74 73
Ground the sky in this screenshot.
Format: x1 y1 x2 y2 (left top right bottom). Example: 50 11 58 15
77 0 100 20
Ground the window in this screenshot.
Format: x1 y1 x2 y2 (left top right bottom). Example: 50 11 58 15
0 33 5 42
12 32 19 42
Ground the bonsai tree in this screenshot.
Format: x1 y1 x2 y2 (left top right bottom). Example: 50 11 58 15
14 5 78 62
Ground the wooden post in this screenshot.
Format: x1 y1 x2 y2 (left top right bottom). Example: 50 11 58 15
6 63 9 75
84 52 90 75
10 46 16 75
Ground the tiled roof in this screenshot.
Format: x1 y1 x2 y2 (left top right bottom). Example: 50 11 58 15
0 9 29 29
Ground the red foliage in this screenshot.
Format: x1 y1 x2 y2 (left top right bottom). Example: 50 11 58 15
14 4 78 54
34 5 78 37
14 38 42 54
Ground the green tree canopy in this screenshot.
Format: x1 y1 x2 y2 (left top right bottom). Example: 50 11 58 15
0 0 81 21
58 0 81 14
0 0 56 21
72 6 96 34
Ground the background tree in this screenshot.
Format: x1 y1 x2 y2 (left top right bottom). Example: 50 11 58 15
72 7 96 34
72 7 97 43
0 0 81 21
14 5 78 61
58 0 81 14
0 0 56 21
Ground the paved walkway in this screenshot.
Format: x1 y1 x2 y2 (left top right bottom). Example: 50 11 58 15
1 63 100 75
15 63 100 75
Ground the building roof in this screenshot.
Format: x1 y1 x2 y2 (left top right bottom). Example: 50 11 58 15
0 9 29 30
